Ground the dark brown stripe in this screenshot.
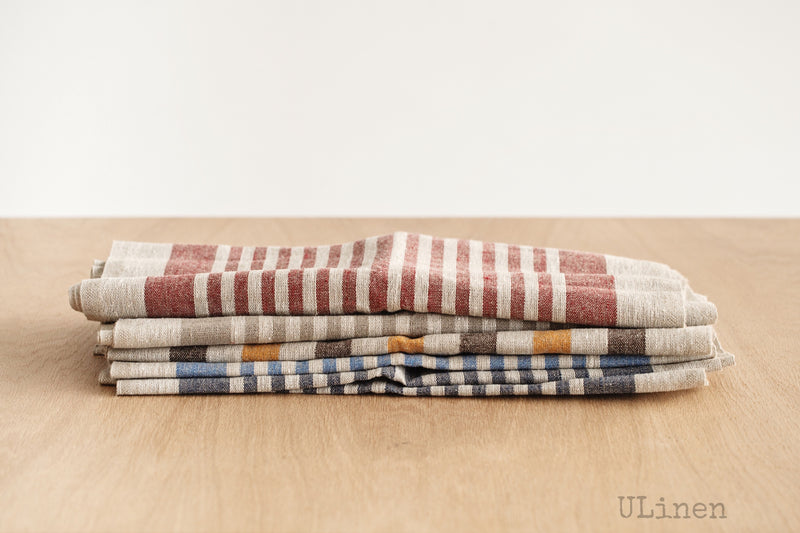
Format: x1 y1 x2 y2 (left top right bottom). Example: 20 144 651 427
169 346 208 362
314 339 352 358
459 332 497 354
607 329 646 355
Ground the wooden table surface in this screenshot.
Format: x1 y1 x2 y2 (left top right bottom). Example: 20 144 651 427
1 218 798 533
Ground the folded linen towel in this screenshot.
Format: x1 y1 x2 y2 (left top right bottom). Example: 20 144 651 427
69 232 717 327
71 232 733 396
112 368 711 396
103 326 715 361
107 350 732 381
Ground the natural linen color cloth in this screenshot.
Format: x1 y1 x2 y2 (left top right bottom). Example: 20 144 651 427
68 232 733 396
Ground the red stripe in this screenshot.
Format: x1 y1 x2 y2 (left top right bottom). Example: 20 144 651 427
508 245 521 272
327 244 342 268
564 274 615 289
234 271 249 315
537 273 553 322
565 283 617 326
276 247 291 269
288 270 304 314
261 271 276 314
510 271 525 320
316 268 330 314
369 235 393 312
533 248 547 271
342 269 357 313
252 247 267 270
455 239 470 316
144 275 195 317
400 234 419 311
482 242 497 317
225 246 243 271
482 242 495 271
164 244 217 275
301 247 316 268
350 239 365 268
482 272 498 318
559 250 607 274
206 273 223 316
427 238 444 313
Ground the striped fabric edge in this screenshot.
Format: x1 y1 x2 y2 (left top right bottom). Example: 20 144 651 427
97 313 567 349
99 232 687 281
105 325 715 361
107 352 731 381
114 367 709 396
70 271 706 327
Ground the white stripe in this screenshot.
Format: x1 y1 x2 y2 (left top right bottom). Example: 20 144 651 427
193 273 209 317
494 243 511 319
340 315 355 339
221 273 236 315
337 242 354 268
238 247 255 271
356 236 378 311
414 235 432 313
441 239 458 314
312 317 327 341
274 270 290 314
469 240 483 316
286 317 302 343
545 248 560 273
229 377 245 393
328 268 344 314
362 235 379 269
524 273 538 321
231 317 247 344
263 246 280 269
212 245 231 272
247 270 262 315
302 269 317 314
314 245 330 268
386 232 406 311
288 246 304 269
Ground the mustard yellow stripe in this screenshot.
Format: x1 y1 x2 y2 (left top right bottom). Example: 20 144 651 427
532 330 572 354
242 344 281 361
387 335 425 354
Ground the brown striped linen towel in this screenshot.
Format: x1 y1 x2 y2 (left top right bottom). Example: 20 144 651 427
69 232 734 396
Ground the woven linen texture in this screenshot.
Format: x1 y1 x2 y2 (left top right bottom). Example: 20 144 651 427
69 232 733 396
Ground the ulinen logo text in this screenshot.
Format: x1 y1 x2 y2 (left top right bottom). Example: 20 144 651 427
618 496 726 519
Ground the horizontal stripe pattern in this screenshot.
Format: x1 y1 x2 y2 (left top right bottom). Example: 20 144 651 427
115 367 711 396
108 351 731 380
69 232 718 327
72 232 733 397
105 326 714 361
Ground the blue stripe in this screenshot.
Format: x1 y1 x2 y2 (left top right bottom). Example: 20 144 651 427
545 355 559 369
176 362 226 378
404 354 422 368
350 356 364 371
463 355 477 371
295 360 310 374
489 356 504 371
322 357 337 373
240 362 254 376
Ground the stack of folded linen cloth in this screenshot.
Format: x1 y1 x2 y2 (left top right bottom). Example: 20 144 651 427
68 232 734 396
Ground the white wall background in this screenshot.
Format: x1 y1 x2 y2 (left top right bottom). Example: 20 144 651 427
1 0 798 217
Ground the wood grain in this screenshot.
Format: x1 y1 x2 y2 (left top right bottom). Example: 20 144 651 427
0 218 798 533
